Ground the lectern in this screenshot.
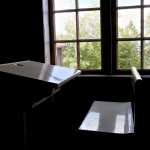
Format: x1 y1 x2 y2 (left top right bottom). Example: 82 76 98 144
0 60 81 150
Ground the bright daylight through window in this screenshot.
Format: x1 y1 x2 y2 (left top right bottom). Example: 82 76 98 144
48 0 150 74
117 0 150 70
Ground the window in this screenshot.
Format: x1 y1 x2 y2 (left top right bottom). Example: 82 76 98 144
50 0 101 71
115 0 150 73
48 0 150 74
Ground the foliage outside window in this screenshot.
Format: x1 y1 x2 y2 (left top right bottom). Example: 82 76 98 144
117 0 150 70
49 0 150 74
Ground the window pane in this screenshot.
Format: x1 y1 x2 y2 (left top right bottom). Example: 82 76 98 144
118 0 140 6
144 40 150 69
79 11 100 39
78 0 100 8
118 41 141 69
144 8 150 37
118 9 140 38
144 0 150 5
80 42 101 69
55 13 76 40
56 43 77 68
54 0 75 10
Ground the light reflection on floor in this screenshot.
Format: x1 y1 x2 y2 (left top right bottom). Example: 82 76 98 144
79 112 100 131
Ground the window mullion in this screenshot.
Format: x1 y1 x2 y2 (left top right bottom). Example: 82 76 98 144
101 0 112 74
76 0 80 69
49 0 56 65
141 0 144 69
111 0 117 74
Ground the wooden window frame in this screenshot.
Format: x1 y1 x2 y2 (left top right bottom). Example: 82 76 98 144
48 0 150 75
112 0 150 75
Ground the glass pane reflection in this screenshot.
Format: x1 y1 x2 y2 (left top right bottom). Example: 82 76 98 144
144 40 150 69
54 0 75 10
118 41 141 69
118 0 140 6
118 9 140 38
55 13 76 40
56 43 77 69
78 0 100 8
80 42 101 69
144 0 150 5
79 11 100 39
144 8 150 37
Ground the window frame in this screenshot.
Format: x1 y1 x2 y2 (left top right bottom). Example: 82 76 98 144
48 0 150 75
112 0 150 75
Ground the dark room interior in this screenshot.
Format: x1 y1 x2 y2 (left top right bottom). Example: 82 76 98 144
1 0 150 149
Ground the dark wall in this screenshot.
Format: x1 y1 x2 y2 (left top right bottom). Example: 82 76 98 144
1 0 44 64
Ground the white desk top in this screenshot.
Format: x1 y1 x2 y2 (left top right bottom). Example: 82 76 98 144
0 60 81 87
79 101 134 134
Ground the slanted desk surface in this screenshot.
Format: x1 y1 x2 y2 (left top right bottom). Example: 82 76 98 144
0 61 81 149
0 60 81 88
